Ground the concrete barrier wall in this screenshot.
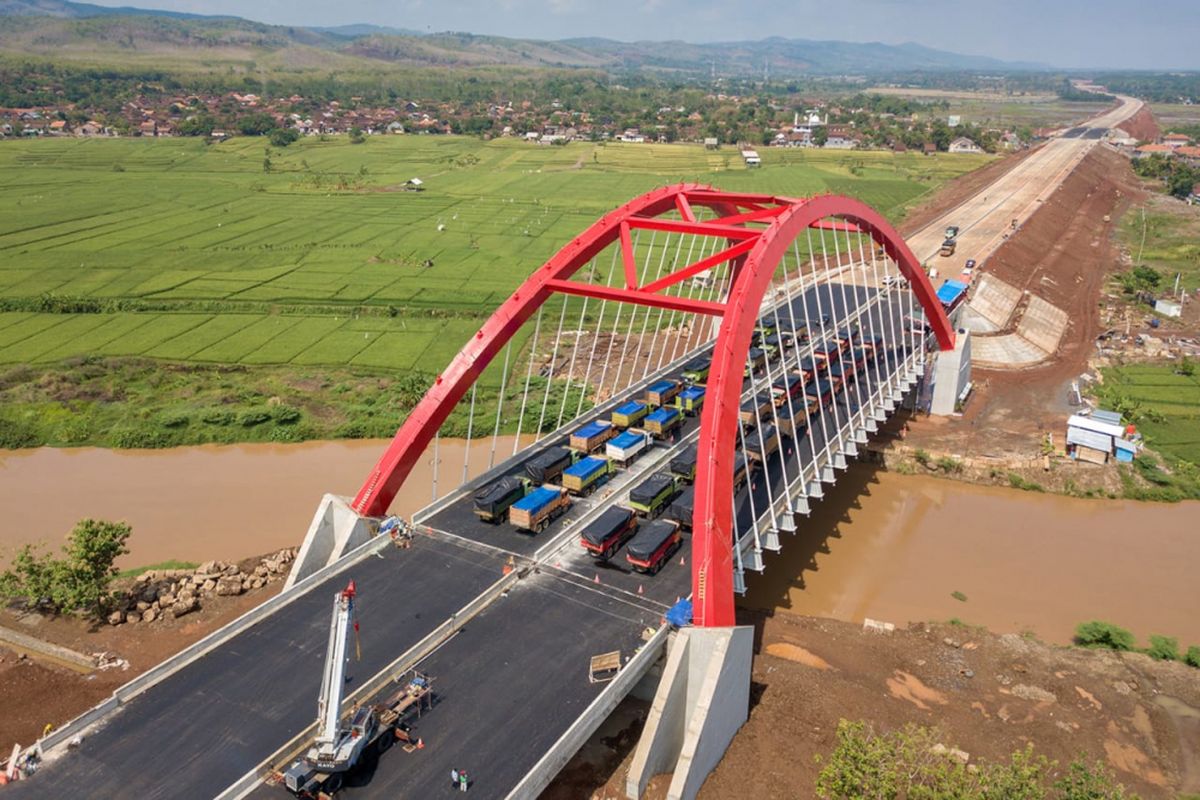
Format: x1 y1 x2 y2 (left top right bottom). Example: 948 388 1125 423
505 624 671 800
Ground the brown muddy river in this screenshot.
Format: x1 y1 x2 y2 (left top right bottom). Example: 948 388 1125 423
1 443 1196 645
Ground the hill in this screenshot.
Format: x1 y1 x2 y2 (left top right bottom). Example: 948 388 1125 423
0 2 1048 76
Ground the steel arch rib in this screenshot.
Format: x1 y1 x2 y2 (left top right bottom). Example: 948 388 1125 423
691 194 952 628
352 183 731 517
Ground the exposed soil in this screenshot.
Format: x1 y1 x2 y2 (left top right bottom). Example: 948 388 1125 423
906 144 1146 460
1117 105 1162 143
548 613 1200 800
0 572 281 748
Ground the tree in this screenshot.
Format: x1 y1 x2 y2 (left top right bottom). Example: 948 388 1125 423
262 156 272 173
1074 620 1136 651
0 519 131 618
349 127 366 144
1054 758 1137 800
269 127 300 147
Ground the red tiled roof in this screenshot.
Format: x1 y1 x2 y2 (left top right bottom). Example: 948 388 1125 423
1136 144 1172 153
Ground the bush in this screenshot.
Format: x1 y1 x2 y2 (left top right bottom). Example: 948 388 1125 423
271 405 302 424
237 408 272 427
0 519 131 618
269 128 300 147
1146 635 1179 661
913 448 931 466
1185 645 1200 668
936 456 963 473
158 411 190 429
1054 757 1137 800
1075 621 1136 651
201 408 235 425
0 417 41 449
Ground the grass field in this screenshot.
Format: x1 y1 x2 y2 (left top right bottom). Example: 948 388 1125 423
0 134 990 447
1099 364 1200 465
1118 194 1200 292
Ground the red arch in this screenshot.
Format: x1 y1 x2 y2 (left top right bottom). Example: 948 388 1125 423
352 186 952 628
689 194 947 627
351 184 737 518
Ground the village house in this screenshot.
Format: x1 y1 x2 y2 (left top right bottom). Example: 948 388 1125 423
823 125 858 149
1189 183 1200 206
1162 133 1191 149
948 137 982 154
1134 143 1173 158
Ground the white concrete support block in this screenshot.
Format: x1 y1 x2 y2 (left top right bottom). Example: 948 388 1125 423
763 529 781 552
285 494 376 590
626 626 754 800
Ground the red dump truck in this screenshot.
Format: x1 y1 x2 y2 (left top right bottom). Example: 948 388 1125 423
626 519 683 574
579 506 639 561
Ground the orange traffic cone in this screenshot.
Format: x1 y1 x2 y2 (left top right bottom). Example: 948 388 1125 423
416 739 424 750
594 574 601 584
637 584 644 595
679 555 686 566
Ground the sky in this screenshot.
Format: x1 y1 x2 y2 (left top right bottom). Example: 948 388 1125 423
86 0 1200 70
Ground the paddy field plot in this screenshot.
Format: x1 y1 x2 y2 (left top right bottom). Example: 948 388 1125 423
0 135 990 375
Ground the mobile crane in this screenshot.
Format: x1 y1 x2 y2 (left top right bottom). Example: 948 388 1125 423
282 581 433 796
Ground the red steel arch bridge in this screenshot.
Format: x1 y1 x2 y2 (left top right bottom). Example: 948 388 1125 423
14 186 955 800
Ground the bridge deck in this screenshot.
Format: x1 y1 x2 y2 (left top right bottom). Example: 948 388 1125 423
16 284 918 799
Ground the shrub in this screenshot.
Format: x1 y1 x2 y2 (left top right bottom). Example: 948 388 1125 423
237 408 272 427
158 411 190 429
0 519 131 618
271 405 302 424
1185 646 1200 668
1074 621 1136 651
1054 756 1137 799
936 456 963 473
201 408 235 425
1146 635 1179 661
0 417 40 449
951 590 968 602
913 448 931 466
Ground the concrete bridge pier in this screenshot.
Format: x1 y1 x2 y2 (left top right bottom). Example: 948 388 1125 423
284 494 376 590
625 625 754 800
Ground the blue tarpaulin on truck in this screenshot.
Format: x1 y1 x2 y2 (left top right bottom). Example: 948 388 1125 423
564 456 606 480
610 431 643 449
512 486 559 513
574 420 610 439
679 386 705 402
937 279 968 307
615 400 645 416
646 407 680 425
647 379 676 395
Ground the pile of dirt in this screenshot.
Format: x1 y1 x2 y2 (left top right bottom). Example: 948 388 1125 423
547 613 1200 800
907 144 1145 458
1118 105 1162 143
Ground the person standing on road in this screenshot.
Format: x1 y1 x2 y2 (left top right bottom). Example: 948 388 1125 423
459 769 470 791
451 768 459 789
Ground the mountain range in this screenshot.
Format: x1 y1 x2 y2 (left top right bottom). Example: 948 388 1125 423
0 0 1050 75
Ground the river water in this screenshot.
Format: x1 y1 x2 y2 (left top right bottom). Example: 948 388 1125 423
1 442 1196 644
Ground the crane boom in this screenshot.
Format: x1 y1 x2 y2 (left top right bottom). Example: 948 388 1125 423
314 581 356 749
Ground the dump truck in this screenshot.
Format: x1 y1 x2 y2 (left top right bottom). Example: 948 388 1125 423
664 485 695 530
681 357 711 384
771 373 805 407
644 379 682 407
611 399 649 429
940 237 957 256
732 450 754 492
806 378 835 407
739 392 774 427
579 506 638 561
756 315 778 336
606 429 651 466
562 456 613 496
644 406 683 439
945 225 959 239
282 583 434 796
746 423 781 463
509 485 571 533
669 444 698 483
524 446 578 484
835 328 856 351
569 420 615 453
813 340 841 363
628 473 678 518
472 476 529 523
626 519 683 574
675 385 706 416
745 346 767 377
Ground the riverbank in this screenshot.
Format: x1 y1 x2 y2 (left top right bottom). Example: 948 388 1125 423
547 613 1200 800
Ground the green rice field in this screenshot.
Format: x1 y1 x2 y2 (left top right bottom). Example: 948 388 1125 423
1100 364 1200 466
0 135 989 371
0 134 990 447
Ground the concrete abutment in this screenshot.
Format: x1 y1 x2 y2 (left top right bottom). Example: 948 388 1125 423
626 625 754 800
